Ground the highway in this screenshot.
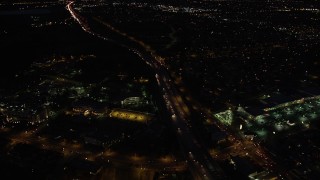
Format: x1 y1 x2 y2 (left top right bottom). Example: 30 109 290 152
66 1 224 179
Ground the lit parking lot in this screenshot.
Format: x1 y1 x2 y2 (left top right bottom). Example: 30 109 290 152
109 109 153 123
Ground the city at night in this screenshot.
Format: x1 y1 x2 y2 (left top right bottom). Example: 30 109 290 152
0 0 320 179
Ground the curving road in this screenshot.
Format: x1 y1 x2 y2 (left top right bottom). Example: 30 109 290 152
66 1 225 179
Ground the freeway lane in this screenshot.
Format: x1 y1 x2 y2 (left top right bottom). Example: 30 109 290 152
66 1 225 179
155 68 225 179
